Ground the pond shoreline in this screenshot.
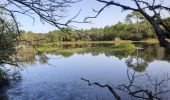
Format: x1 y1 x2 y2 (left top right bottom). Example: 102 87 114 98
30 39 159 53
5 43 170 100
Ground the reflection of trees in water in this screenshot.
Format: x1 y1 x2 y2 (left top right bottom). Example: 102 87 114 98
80 44 170 99
16 51 36 65
17 43 170 70
0 66 21 100
134 43 170 62
39 54 48 64
0 90 7 100
55 43 170 61
61 43 93 49
126 57 148 72
125 44 170 72
0 66 21 87
82 69 170 100
58 52 73 58
17 51 51 65
125 49 148 72
53 43 170 72
16 51 49 65
49 43 170 73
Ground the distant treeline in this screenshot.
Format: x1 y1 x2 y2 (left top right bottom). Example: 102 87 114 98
20 17 170 43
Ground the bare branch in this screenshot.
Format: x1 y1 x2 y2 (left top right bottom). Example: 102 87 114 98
81 78 121 100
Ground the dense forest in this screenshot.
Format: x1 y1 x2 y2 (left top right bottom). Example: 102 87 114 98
21 15 170 43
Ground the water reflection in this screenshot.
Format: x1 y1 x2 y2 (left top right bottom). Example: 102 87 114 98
125 49 148 72
0 66 21 100
38 54 49 64
5 43 170 100
17 43 170 73
16 51 36 65
51 43 170 63
82 69 170 100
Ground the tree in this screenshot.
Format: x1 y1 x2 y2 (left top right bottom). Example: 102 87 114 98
86 0 170 47
0 0 82 30
0 10 18 65
0 0 82 65
126 11 145 23
126 11 144 35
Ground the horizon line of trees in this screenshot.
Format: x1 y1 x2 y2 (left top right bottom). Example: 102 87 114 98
20 16 170 43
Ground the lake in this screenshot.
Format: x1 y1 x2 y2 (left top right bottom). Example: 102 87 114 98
2 43 170 100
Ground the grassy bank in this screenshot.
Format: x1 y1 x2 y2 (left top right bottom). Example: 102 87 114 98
111 44 142 50
36 40 133 47
61 40 133 44
28 39 161 53
55 44 141 53
133 39 159 43
35 43 141 53
36 39 159 47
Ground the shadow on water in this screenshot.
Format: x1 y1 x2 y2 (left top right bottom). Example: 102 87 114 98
0 66 21 100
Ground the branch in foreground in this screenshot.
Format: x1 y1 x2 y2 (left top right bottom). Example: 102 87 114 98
81 69 170 100
81 78 121 100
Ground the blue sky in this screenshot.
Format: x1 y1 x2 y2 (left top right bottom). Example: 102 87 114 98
16 0 170 33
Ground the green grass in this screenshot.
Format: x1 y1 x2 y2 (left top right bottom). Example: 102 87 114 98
60 40 133 44
111 44 141 50
36 39 160 47
133 39 159 43
56 48 86 53
27 39 160 53
35 44 140 54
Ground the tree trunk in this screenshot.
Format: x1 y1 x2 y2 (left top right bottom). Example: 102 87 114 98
138 10 170 48
153 24 170 47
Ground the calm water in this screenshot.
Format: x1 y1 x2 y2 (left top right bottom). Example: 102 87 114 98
3 43 170 100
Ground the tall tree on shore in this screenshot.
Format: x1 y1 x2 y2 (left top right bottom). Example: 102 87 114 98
86 0 170 47
126 11 144 35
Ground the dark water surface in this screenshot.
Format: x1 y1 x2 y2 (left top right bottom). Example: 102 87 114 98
4 43 170 100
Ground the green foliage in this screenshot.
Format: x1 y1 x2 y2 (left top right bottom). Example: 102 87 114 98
0 20 18 65
111 44 140 50
20 16 170 45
